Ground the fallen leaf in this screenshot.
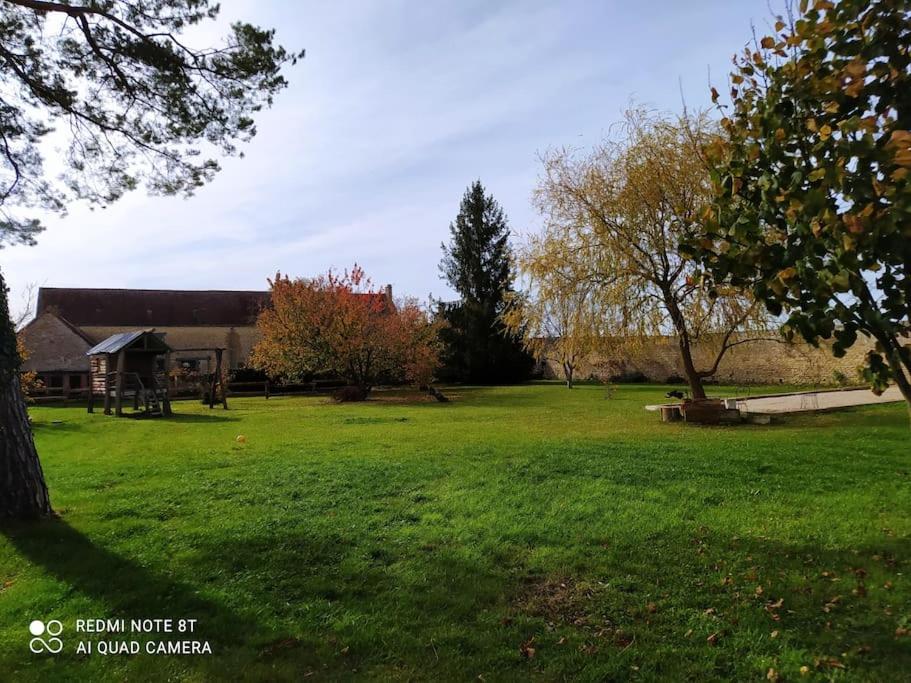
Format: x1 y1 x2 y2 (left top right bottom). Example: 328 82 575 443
520 637 536 659
889 130 911 147
843 58 865 80
776 268 797 285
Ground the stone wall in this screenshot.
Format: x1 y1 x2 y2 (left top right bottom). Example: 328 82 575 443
19 313 91 373
540 334 879 387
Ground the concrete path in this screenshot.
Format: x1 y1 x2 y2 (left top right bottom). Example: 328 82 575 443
728 386 904 415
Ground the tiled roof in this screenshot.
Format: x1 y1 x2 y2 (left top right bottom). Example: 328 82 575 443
37 288 271 326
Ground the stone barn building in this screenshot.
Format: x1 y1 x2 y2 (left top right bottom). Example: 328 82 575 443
19 288 272 394
17 310 96 395
19 285 397 396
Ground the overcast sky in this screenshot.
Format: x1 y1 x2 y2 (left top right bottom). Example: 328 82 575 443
5 0 774 320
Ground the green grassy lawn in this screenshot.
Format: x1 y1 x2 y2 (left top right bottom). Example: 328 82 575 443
1 384 909 681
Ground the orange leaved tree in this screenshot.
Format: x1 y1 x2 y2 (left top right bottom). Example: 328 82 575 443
252 265 441 399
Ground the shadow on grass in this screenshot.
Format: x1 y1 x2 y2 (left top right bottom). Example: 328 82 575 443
534 529 911 679
179 526 911 679
29 421 85 433
154 412 240 424
1 518 286 676
4 515 909 679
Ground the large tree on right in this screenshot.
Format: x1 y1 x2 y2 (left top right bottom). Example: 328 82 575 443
689 0 911 410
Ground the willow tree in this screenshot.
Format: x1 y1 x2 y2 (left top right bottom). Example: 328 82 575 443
0 0 301 519
536 109 773 400
503 229 625 388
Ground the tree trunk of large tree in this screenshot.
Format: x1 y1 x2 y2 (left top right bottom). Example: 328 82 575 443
1 374 52 518
0 269 52 519
677 338 707 400
663 289 707 400
884 342 911 421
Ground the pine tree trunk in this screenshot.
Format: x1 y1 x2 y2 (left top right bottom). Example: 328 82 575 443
1 374 52 518
0 269 52 519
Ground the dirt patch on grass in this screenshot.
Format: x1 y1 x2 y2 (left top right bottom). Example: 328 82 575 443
513 576 606 628
510 575 640 654
367 391 439 404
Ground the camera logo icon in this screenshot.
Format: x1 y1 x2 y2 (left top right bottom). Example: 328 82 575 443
29 620 63 654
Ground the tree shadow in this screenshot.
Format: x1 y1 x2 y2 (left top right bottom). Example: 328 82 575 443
153 412 240 424
181 525 911 678
571 528 911 679
5 516 908 679
29 421 85 434
1 518 283 677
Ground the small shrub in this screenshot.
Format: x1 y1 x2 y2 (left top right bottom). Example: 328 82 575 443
17 338 42 402
231 367 271 383
610 370 648 384
332 386 369 402
831 370 850 387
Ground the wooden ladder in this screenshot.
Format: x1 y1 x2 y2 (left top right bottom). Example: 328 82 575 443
147 373 167 417
146 387 163 416
125 372 163 417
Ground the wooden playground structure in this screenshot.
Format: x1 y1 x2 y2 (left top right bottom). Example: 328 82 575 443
86 330 228 417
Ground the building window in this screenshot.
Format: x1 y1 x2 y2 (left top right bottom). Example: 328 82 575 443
47 375 64 388
69 374 83 389
180 359 201 372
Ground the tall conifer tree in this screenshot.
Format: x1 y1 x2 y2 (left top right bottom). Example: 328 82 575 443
438 181 534 383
